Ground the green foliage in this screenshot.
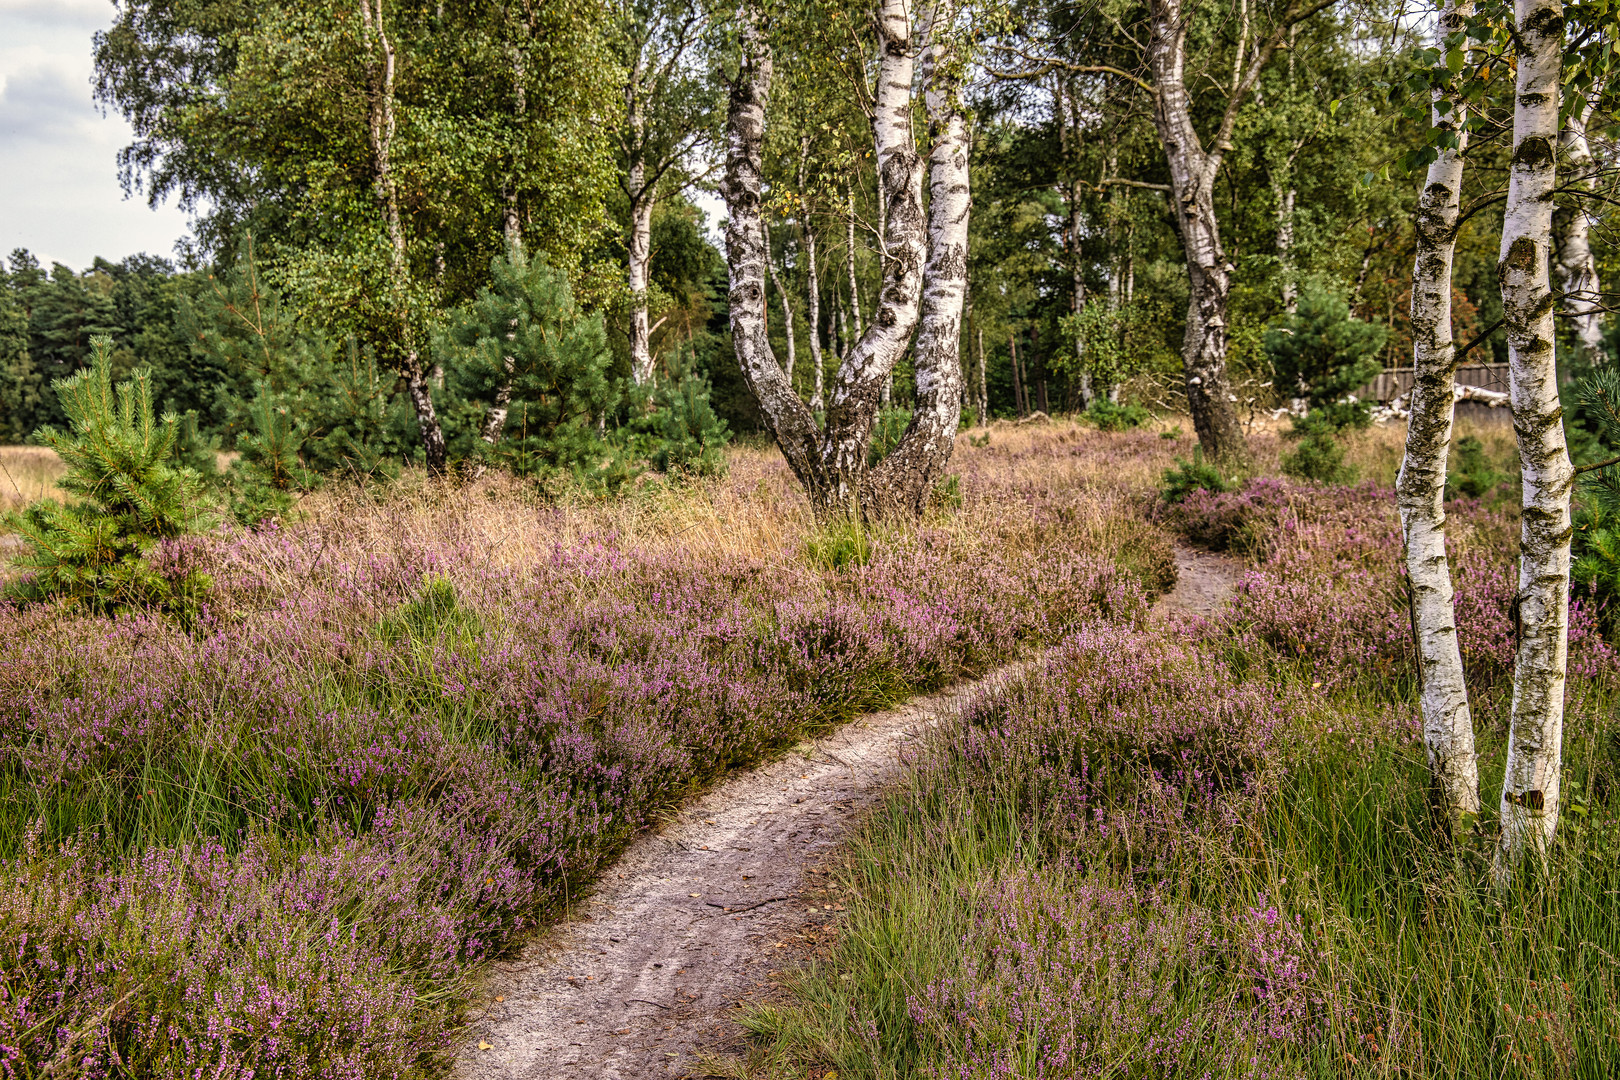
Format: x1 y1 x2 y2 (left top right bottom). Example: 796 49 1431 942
1445 435 1503 500
867 408 912 466
1263 283 1387 430
1281 411 1359 485
1160 445 1232 504
442 252 623 487
806 518 871 572
1084 398 1150 432
0 283 40 443
6 337 212 613
378 575 482 648
626 363 731 478
1570 368 1620 633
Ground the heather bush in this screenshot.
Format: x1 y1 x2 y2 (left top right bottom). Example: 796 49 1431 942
0 430 1177 1076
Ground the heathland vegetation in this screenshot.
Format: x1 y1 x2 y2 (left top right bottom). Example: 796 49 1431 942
1 0 1618 1076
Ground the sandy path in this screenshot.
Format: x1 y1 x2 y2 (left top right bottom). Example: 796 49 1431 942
456 542 1241 1079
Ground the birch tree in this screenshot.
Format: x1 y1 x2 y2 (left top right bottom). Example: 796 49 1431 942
1498 0 1574 865
867 0 971 514
1396 0 1481 834
1557 100 1608 360
616 0 723 388
721 0 928 519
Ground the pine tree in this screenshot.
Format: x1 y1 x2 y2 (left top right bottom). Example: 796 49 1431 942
7 337 213 613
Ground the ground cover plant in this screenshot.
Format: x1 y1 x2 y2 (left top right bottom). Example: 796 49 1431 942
0 422 1177 1078
747 442 1620 1079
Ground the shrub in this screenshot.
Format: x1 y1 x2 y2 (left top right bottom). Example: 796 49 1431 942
6 336 213 613
624 354 731 478
1084 398 1150 432
1280 410 1358 484
868 407 912 466
1160 444 1232 504
1445 434 1503 499
1263 282 1385 428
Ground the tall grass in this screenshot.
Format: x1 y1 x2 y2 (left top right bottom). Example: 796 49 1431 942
749 464 1620 1079
0 424 1180 1078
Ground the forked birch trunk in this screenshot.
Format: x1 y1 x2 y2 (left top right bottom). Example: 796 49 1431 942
359 0 445 473
721 0 925 519
1396 0 1481 833
1498 0 1573 867
866 1 970 514
1558 101 1607 360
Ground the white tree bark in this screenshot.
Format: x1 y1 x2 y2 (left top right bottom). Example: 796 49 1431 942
1146 0 1251 467
627 140 657 387
721 0 925 519
845 182 864 336
1397 0 1481 833
763 218 797 381
1499 0 1573 866
800 138 826 412
1558 101 1607 360
358 0 445 473
867 0 970 514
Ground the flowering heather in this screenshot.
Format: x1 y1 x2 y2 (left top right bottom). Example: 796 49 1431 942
0 429 1176 1077
1165 477 1618 695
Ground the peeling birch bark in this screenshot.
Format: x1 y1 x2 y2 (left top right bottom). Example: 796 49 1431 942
1558 101 1606 360
359 0 445 473
1498 0 1573 867
721 0 925 519
867 0 970 515
1146 0 1252 468
1397 0 1480 833
627 145 657 387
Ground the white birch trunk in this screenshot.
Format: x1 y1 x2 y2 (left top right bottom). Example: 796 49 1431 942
1498 0 1572 866
1397 0 1481 832
763 219 797 381
721 0 925 519
1147 0 1249 467
846 182 864 335
358 0 444 473
800 139 826 412
867 0 970 514
1559 102 1607 360
627 150 657 387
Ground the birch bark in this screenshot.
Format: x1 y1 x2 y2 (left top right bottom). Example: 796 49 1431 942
800 139 826 411
1146 0 1248 467
1498 0 1573 865
1558 101 1607 360
867 0 970 515
1396 0 1481 833
721 0 925 519
626 129 658 386
763 219 797 381
358 0 445 473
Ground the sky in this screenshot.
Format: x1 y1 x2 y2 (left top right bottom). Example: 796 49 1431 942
0 0 193 272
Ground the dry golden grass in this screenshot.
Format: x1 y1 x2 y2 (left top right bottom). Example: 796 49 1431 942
0 446 67 521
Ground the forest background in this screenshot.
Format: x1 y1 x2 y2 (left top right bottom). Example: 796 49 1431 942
4 0 1613 499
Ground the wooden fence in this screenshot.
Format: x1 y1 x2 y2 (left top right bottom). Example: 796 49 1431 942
1356 363 1510 403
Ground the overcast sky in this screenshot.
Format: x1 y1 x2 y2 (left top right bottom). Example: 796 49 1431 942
0 0 193 272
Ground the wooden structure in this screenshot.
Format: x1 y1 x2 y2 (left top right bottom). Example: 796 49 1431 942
1357 363 1509 403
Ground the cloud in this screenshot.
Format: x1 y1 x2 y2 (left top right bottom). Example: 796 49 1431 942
0 3 192 268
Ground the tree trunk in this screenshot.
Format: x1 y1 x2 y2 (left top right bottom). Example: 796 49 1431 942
763 219 797 381
866 3 970 515
1498 0 1573 868
800 139 826 412
358 0 445 474
1397 0 1481 835
977 324 988 423
1010 331 1026 416
721 0 925 520
483 12 531 452
627 149 657 387
1147 0 1249 468
846 182 864 336
1558 101 1606 361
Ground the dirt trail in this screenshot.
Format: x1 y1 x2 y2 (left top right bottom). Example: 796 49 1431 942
457 542 1242 1079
